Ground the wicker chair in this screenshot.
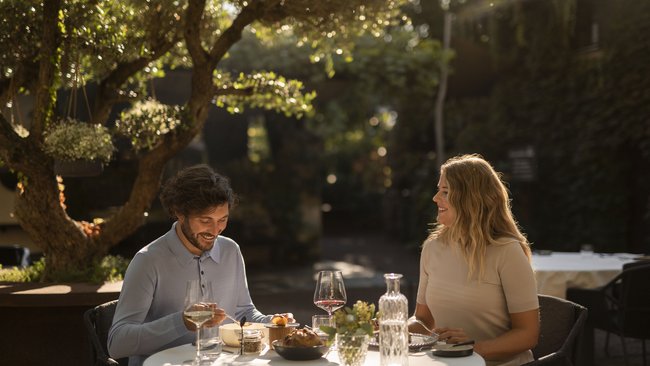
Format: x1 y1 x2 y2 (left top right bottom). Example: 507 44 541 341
568 262 650 366
522 295 588 366
83 300 128 366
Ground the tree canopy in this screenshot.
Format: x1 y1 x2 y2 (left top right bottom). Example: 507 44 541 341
0 0 413 281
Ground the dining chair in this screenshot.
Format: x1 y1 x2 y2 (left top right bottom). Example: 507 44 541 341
83 299 128 366
522 295 588 366
567 262 650 366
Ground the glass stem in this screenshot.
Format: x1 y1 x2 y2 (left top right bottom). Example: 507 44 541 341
195 326 201 365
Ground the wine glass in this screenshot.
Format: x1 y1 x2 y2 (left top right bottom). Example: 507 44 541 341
313 270 347 318
183 280 214 365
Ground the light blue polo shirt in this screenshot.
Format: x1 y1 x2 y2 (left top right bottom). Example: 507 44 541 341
108 222 271 366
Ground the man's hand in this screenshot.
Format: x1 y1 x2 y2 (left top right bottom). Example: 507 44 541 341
271 313 295 325
205 303 225 328
182 303 226 331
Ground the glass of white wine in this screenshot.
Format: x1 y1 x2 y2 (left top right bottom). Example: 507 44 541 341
183 280 214 365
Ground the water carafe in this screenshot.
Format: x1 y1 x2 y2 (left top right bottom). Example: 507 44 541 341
379 273 409 366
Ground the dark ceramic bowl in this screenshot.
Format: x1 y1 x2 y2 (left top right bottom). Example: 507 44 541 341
431 343 474 357
272 340 329 361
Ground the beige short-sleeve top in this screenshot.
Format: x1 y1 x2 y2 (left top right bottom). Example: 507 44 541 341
416 237 539 366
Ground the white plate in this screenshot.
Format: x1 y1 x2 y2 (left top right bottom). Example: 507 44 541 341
369 333 439 351
263 322 300 328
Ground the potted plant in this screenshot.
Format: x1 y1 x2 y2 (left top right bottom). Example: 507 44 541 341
44 118 114 177
321 300 376 366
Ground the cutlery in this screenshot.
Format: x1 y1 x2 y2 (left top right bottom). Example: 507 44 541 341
239 316 247 355
408 317 436 335
224 313 239 324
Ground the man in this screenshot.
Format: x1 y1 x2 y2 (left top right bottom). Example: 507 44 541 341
108 164 291 365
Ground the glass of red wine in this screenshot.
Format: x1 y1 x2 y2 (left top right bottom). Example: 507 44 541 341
313 270 347 318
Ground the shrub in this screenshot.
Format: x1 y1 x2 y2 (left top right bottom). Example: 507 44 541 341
0 255 130 284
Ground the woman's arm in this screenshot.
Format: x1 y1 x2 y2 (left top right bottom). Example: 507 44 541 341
473 308 539 361
408 303 436 335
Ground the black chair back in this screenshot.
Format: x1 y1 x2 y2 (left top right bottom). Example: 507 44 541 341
525 295 588 366
618 263 650 339
83 300 128 366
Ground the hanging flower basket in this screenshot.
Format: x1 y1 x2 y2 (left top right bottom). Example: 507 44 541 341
44 118 115 167
115 99 184 152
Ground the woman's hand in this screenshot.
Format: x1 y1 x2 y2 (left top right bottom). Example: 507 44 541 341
409 303 436 335
434 327 471 344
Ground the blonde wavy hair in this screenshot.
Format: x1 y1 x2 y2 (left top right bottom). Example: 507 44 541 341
429 154 531 279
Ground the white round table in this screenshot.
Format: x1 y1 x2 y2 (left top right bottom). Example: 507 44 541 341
143 343 486 366
532 252 636 298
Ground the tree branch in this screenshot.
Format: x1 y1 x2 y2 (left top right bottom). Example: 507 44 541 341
184 0 209 66
208 0 278 68
31 0 61 141
0 62 40 107
214 86 254 96
98 122 199 248
0 113 23 165
92 40 176 125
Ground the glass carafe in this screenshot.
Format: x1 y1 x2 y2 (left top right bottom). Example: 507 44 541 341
378 273 409 366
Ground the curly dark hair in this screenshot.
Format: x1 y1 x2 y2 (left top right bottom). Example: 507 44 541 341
159 164 237 219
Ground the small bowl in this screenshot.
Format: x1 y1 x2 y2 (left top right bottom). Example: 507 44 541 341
272 340 329 361
264 323 300 349
219 322 268 347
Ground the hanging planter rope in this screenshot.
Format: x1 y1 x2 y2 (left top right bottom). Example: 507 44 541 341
43 55 113 177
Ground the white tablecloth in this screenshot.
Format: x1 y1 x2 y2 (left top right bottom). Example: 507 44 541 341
143 343 486 366
532 252 637 298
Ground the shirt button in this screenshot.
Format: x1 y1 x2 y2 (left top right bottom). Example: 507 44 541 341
201 271 204 275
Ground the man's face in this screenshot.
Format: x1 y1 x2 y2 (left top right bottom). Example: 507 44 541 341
177 204 229 255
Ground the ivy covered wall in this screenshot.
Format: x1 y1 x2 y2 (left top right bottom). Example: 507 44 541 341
447 0 650 253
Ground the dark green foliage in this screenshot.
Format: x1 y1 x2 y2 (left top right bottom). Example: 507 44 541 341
0 255 129 284
447 0 650 253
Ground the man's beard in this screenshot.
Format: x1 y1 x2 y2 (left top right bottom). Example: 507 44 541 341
180 220 215 253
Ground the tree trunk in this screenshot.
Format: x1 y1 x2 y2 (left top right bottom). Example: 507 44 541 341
13 163 108 281
3 1 257 282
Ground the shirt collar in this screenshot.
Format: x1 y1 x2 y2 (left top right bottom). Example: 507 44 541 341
166 222 221 266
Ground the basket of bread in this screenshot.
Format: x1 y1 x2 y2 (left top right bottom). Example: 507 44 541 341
272 328 330 361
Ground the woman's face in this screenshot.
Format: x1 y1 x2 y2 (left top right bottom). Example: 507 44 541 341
433 173 456 227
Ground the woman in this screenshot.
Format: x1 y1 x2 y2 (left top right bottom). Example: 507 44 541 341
409 154 539 366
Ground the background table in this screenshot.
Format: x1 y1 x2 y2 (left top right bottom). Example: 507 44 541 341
143 343 486 366
532 252 636 298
